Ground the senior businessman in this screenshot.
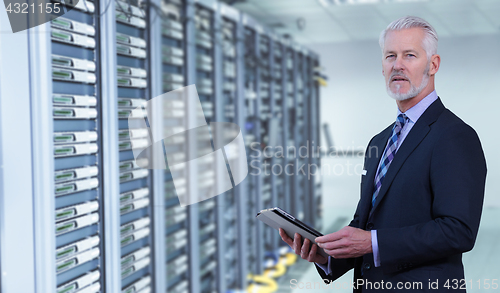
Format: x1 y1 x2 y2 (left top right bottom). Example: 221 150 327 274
279 16 487 292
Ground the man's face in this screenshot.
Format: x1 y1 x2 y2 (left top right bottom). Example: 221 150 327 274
382 28 430 101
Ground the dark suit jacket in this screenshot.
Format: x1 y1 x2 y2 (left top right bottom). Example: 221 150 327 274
316 98 487 292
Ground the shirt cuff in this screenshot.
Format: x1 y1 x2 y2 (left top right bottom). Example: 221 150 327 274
315 256 332 275
371 229 380 267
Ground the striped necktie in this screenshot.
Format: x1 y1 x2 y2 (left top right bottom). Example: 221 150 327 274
371 114 408 208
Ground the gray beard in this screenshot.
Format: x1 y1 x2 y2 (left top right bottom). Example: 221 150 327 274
387 67 430 101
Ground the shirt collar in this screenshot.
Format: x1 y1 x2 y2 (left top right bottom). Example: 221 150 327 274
398 90 438 124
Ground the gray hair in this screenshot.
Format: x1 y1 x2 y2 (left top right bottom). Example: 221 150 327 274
379 16 438 59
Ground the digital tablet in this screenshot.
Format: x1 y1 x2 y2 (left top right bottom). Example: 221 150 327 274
256 207 329 258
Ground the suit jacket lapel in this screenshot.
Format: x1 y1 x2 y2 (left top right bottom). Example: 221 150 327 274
359 126 392 227
368 98 446 220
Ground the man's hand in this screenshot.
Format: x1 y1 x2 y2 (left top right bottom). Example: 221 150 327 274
315 226 372 259
279 228 328 265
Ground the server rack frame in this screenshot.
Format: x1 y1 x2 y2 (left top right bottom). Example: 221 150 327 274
291 48 301 220
308 52 322 229
280 38 292 217
29 21 57 293
185 0 201 292
0 15 39 293
213 2 226 293
148 0 166 292
258 27 275 256
300 50 310 225
234 9 249 290
99 1 123 291
267 33 279 253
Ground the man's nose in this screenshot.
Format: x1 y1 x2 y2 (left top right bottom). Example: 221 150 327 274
393 56 405 71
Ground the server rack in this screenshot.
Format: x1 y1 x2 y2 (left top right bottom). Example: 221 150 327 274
286 46 300 221
193 2 219 292
270 34 286 253
218 3 242 292
273 36 288 214
258 30 275 260
291 47 308 224
309 55 323 229
298 49 309 225
279 39 293 221
49 2 104 293
241 14 263 282
184 0 201 292
114 0 155 292
160 0 191 293
0 1 322 292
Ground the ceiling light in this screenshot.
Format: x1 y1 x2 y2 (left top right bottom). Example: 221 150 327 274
317 0 331 8
330 0 429 4
395 0 430 2
338 0 379 4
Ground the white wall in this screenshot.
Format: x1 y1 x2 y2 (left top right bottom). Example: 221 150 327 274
310 33 500 207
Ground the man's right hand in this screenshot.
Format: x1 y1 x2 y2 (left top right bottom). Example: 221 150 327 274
279 228 328 265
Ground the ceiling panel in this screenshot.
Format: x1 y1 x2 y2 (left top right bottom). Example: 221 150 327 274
254 5 326 16
331 9 387 40
306 19 346 32
247 0 310 10
309 30 352 43
376 2 434 21
427 0 498 36
375 3 453 37
231 0 500 45
475 0 500 27
303 20 352 42
233 2 269 18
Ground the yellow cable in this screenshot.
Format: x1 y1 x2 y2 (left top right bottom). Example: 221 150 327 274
247 284 257 293
286 252 298 265
314 76 328 87
246 253 298 292
247 274 278 293
263 262 286 278
253 275 278 293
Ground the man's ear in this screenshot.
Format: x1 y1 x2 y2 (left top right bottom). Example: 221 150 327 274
429 54 441 75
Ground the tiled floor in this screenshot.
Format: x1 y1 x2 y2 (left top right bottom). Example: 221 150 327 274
276 157 500 292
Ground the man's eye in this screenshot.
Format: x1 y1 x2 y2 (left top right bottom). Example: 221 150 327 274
386 55 395 59
407 54 416 57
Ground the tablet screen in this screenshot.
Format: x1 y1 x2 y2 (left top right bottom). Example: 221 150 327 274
272 207 323 237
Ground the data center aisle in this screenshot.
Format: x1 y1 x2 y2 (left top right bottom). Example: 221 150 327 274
275 156 361 293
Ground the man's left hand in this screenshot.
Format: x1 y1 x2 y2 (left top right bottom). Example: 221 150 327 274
315 226 372 259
